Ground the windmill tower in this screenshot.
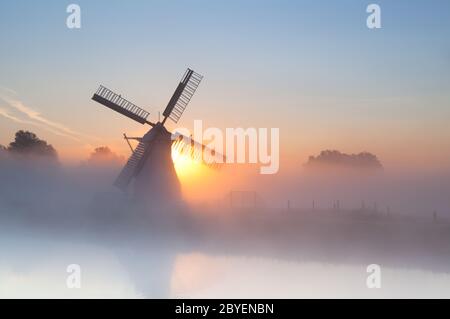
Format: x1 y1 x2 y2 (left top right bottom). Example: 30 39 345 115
91 68 222 204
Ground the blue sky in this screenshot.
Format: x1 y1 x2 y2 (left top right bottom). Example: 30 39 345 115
0 0 449 167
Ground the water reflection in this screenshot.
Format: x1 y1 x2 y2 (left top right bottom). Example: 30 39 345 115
172 253 450 298
2 227 450 298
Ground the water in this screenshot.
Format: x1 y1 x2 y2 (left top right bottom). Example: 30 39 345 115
1 226 450 298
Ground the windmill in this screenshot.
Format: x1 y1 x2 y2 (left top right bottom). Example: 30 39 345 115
91 68 223 201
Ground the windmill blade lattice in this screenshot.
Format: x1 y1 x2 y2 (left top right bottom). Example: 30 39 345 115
163 69 203 124
171 133 225 169
92 85 152 125
114 140 151 190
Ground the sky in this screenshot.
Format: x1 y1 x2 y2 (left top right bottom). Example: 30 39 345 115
0 0 449 170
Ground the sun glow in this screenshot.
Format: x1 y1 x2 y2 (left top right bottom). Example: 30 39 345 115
172 147 209 183
171 147 204 179
171 146 222 202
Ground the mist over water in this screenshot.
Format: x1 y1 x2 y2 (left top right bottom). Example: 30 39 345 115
1 153 450 298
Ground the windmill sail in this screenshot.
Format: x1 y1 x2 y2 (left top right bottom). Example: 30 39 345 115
163 69 203 123
114 140 150 191
171 133 225 169
92 85 150 124
90 67 217 195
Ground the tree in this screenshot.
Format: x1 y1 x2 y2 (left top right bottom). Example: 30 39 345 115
305 150 382 170
87 146 124 165
8 130 57 158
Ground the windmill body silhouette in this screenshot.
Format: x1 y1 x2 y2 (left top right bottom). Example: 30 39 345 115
91 68 221 203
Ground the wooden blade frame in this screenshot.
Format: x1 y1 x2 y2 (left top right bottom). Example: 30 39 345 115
92 85 155 126
162 69 203 124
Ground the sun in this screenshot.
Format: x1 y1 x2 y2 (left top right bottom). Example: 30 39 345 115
171 144 223 202
171 146 205 179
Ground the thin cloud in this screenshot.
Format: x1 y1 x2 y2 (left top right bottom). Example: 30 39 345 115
0 107 80 140
0 108 30 124
0 93 98 142
1 96 82 140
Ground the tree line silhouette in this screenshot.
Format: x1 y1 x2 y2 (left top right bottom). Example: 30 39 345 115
0 130 123 165
1 130 57 158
